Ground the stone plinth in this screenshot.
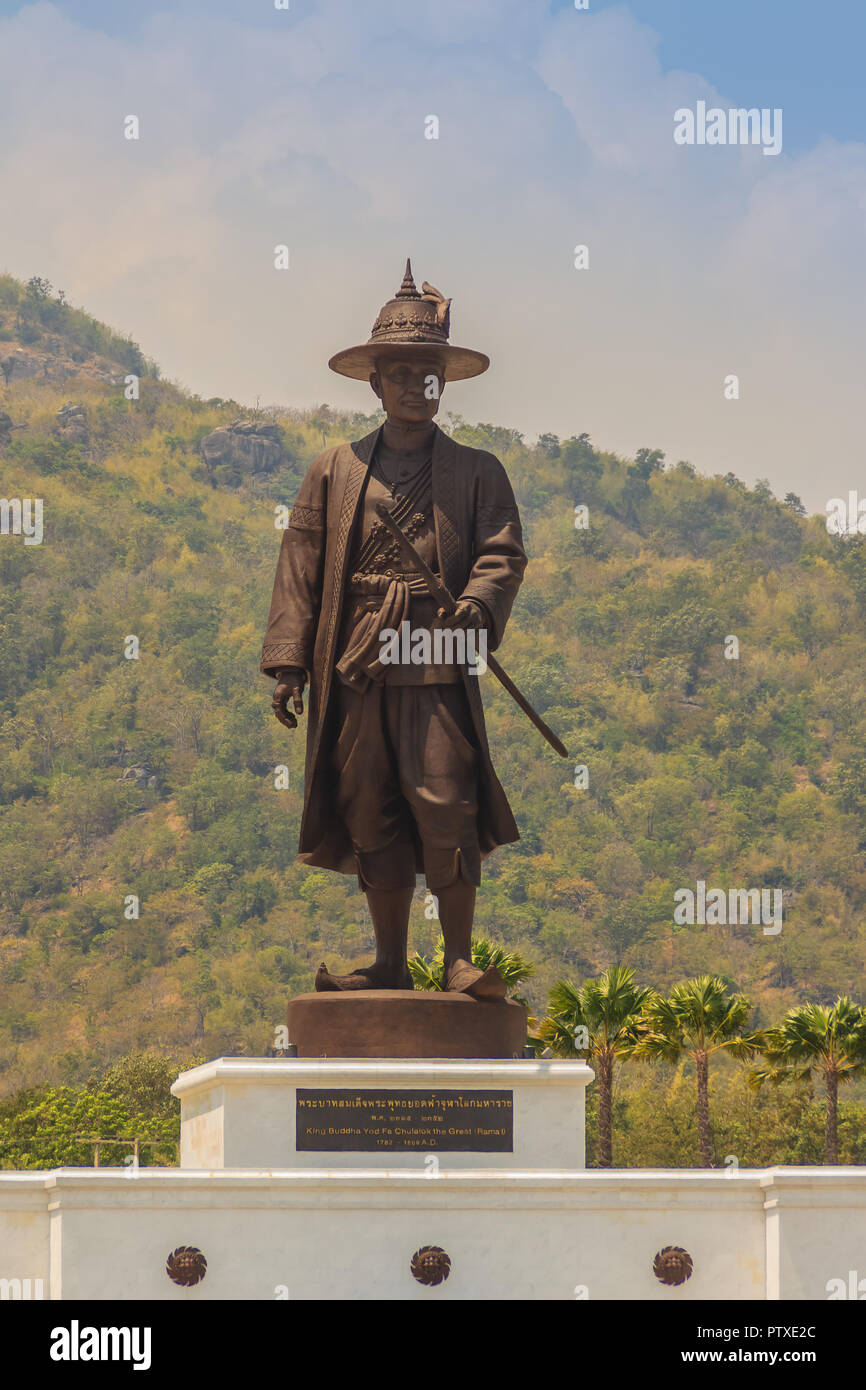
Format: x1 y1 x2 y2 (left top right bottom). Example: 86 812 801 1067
4 1053 866 1299
171 1057 593 1171
286 989 527 1059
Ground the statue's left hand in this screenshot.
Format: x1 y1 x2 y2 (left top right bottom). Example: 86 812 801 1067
435 598 487 630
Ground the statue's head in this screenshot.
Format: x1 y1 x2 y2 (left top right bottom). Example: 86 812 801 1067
370 354 446 424
328 260 489 388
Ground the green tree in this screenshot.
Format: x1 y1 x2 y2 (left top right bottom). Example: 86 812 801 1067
95 1052 187 1123
630 976 755 1167
750 997 866 1164
536 965 654 1168
783 492 806 516
0 1071 179 1169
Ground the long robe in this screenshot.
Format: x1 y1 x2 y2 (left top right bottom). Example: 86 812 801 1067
260 422 527 873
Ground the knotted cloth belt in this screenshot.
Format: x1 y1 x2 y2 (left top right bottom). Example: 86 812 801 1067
336 571 431 691
347 570 429 596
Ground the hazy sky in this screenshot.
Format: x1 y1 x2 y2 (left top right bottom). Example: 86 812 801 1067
0 0 863 512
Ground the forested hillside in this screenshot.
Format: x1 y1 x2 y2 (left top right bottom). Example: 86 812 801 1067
2 272 866 1100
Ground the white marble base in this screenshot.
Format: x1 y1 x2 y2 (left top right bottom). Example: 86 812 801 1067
2 1056 865 1300
171 1057 594 1171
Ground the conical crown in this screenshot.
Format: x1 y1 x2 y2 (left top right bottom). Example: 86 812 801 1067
369 259 452 346
394 259 421 300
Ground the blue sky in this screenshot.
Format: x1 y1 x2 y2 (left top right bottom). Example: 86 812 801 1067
4 0 863 151
0 0 863 508
562 0 866 153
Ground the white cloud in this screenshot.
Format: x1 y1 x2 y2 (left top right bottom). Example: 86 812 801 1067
0 0 862 509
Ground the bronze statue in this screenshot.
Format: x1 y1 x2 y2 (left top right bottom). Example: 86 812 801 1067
260 261 527 997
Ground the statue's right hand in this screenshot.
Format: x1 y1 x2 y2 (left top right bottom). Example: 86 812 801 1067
272 668 306 729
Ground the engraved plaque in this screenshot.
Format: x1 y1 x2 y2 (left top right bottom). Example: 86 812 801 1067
296 1088 513 1152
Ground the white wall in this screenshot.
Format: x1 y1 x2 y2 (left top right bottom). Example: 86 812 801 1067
1 1167 864 1300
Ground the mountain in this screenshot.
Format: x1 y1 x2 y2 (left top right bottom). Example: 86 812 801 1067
2 272 866 1100
0 274 154 389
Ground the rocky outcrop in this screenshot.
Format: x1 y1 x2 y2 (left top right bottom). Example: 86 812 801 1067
200 419 285 481
55 402 89 447
0 347 124 386
120 764 161 790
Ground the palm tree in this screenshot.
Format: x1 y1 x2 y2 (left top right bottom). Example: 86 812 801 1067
536 965 654 1168
629 975 754 1168
750 997 866 1164
408 935 534 1006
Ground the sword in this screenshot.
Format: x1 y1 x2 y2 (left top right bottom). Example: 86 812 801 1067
374 502 569 759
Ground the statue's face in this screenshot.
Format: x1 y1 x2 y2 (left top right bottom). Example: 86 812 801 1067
370 356 446 423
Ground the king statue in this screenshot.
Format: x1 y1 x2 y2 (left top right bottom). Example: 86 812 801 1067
260 262 527 999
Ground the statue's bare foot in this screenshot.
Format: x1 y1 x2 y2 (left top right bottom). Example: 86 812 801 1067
315 962 414 992
444 959 507 1000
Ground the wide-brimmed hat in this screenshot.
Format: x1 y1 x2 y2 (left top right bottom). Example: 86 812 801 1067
328 260 490 382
